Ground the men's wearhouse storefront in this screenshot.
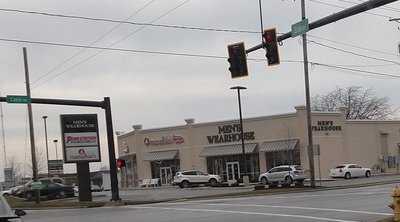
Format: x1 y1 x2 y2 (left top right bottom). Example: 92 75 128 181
117 106 400 187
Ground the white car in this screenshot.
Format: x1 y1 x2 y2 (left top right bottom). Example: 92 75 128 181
329 164 371 179
258 165 306 186
173 170 221 188
1 189 12 197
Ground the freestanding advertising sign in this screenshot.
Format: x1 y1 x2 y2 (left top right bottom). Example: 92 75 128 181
60 114 101 163
60 114 101 202
48 160 64 175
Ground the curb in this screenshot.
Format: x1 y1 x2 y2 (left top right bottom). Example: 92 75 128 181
22 179 400 210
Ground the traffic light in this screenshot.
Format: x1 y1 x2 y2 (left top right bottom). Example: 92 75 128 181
263 28 280 66
116 159 126 169
227 42 248 78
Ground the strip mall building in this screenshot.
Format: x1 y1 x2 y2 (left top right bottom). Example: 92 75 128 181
117 106 400 187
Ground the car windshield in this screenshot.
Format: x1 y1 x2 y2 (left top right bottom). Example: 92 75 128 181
294 166 303 170
336 165 346 168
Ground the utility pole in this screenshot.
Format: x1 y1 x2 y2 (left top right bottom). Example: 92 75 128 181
300 0 316 188
0 93 6 166
23 47 39 203
23 48 38 181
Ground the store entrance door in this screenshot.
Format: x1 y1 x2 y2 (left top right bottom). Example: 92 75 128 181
226 162 240 185
160 167 172 185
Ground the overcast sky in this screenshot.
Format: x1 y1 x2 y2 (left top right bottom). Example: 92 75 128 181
0 0 399 181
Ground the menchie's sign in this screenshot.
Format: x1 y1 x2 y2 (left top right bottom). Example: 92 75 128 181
207 124 255 144
144 135 184 146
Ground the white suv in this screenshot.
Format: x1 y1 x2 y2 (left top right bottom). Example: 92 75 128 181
173 170 221 188
258 165 306 186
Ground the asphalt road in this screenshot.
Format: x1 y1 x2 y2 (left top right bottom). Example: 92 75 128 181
91 174 400 203
24 183 396 222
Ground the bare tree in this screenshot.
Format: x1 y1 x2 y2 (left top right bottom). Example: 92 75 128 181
24 147 48 176
312 86 396 120
6 156 25 185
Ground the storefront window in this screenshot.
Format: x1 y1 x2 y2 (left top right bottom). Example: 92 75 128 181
265 149 300 170
206 154 259 183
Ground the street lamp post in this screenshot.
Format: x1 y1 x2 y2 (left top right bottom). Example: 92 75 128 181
53 139 58 160
230 86 249 186
42 116 50 177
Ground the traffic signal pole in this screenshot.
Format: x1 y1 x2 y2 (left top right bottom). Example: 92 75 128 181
300 0 316 188
0 96 120 201
240 0 398 188
246 0 399 53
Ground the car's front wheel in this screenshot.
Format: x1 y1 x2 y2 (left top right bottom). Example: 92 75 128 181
260 177 269 185
180 180 190 188
344 172 351 179
365 171 371 178
209 178 218 187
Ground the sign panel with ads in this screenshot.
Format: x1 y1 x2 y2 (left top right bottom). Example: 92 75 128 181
61 114 101 163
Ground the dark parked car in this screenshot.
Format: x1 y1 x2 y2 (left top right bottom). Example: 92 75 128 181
0 195 26 221
24 183 74 201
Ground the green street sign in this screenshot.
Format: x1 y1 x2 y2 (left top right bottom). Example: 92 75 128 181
6 95 31 104
31 181 44 190
291 19 309 37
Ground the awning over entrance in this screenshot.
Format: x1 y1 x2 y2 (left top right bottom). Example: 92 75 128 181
259 139 299 153
143 150 179 161
200 143 258 157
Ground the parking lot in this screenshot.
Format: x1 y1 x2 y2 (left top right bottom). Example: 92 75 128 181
24 182 396 222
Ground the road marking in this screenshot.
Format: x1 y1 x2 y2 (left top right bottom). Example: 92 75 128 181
203 203 392 216
161 191 390 204
128 206 359 222
269 192 390 199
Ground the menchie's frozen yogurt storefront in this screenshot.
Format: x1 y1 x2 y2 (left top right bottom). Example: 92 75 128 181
117 106 400 187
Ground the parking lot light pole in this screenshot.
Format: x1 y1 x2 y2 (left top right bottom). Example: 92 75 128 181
53 139 58 160
42 116 50 177
230 86 249 185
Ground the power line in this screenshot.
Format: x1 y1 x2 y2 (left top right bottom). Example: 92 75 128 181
31 0 158 85
0 37 228 58
309 40 400 65
0 36 398 80
276 59 396 68
250 58 400 79
32 0 191 88
1 4 397 62
307 34 399 57
309 0 393 19
312 62 400 79
0 7 258 34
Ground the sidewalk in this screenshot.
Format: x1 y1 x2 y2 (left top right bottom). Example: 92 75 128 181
96 173 400 203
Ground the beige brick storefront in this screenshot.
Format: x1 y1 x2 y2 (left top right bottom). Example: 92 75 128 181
117 106 400 187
